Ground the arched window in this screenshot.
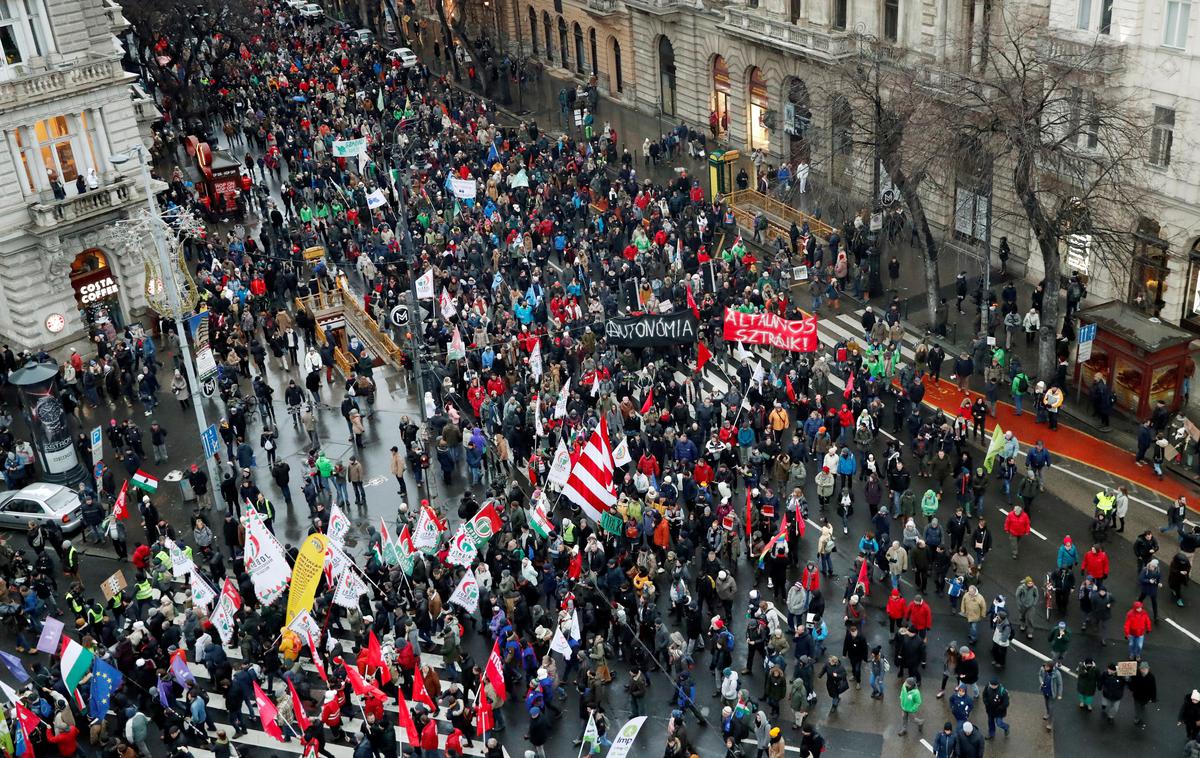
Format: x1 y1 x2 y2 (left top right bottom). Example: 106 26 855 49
589 28 598 75
658 36 676 116
528 7 539 56
711 55 730 138
611 38 624 93
573 22 585 74
747 66 769 150
785 77 812 163
558 16 568 69
543 12 553 61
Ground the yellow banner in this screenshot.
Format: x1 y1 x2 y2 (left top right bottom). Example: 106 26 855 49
286 533 329 623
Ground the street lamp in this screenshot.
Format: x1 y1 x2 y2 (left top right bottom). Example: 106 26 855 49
109 145 222 504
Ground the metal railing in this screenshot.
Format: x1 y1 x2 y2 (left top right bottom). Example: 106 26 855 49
727 188 836 239
27 178 135 229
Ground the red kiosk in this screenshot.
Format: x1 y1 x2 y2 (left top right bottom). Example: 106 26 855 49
1075 300 1196 418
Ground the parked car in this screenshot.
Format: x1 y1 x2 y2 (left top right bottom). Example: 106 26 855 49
299 3 324 19
353 28 374 44
284 0 306 9
387 47 418 69
0 483 82 534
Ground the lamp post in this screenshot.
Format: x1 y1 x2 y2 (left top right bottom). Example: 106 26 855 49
110 146 222 504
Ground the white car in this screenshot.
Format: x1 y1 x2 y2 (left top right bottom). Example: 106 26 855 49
387 47 418 69
353 28 374 44
299 3 324 19
284 0 306 9
0 483 82 533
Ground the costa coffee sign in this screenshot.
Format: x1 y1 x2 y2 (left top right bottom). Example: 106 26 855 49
72 268 119 305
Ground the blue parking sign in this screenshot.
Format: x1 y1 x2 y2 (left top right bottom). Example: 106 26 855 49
201 424 220 459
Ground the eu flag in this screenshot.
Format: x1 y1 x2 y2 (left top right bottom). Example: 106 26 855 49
88 659 122 718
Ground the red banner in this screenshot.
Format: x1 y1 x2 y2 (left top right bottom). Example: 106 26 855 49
722 309 819 352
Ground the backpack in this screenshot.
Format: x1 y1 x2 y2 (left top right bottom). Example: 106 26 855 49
1017 375 1029 393
721 630 735 651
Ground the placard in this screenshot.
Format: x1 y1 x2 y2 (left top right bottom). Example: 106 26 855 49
101 570 127 601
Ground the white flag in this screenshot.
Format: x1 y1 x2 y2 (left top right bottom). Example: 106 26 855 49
447 326 466 361
166 538 196 579
554 379 570 419
413 504 444 552
445 525 479 566
449 176 477 199
612 438 632 467
530 339 543 379
440 287 458 320
287 609 321 642
570 609 582 640
449 568 480 613
547 439 572 487
366 188 388 209
333 566 367 610
550 625 572 658
325 540 352 583
534 397 544 438
189 569 218 610
581 713 599 751
416 269 435 300
242 509 292 605
607 717 649 758
326 503 351 546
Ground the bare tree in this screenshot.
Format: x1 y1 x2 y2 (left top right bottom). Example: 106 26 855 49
947 10 1150 377
122 0 257 119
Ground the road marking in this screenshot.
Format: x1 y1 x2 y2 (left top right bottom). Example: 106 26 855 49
1010 639 1078 678
742 738 803 754
997 507 1048 541
920 738 934 753
1167 617 1200 646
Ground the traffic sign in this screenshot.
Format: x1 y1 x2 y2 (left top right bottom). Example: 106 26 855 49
389 304 410 328
93 462 104 480
1077 322 1097 362
201 423 220 459
201 378 217 398
1079 323 1097 343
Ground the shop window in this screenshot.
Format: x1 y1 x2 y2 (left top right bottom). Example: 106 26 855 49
70 248 123 341
1180 240 1200 333
711 55 730 139
14 112 98 192
747 66 769 151
1130 216 1169 317
0 0 51 71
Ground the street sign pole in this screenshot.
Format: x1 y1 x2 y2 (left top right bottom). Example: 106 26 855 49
1075 322 1096 402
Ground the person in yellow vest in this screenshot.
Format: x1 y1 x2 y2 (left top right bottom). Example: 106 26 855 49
62 540 79 581
1094 487 1116 521
134 571 155 618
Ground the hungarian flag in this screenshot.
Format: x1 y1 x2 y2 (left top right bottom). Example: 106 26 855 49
640 389 654 415
253 680 284 741
484 640 507 701
130 469 158 494
412 665 436 711
856 556 871 596
112 481 130 520
686 283 699 319
745 488 753 539
396 686 420 745
475 681 494 737
377 518 400 566
288 677 311 732
526 501 554 539
60 637 94 709
696 343 712 374
367 630 391 684
785 375 797 403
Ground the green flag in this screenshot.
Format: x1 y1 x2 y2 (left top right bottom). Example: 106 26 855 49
983 424 1006 473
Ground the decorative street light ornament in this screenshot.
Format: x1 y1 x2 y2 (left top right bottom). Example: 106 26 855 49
106 209 200 319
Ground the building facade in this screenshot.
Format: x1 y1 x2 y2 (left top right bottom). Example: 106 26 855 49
0 0 155 352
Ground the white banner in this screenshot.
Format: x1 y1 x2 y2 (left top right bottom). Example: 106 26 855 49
550 625 572 658
325 540 352 583
366 188 388 209
166 538 196 579
416 269 435 300
332 565 367 610
554 379 570 419
449 176 478 199
612 438 632 467
189 570 217 611
440 288 458 320
243 509 292 605
547 439 572 487
530 340 542 379
287 609 321 644
449 568 480 613
327 504 351 546
445 525 479 567
332 138 367 157
413 506 443 552
607 717 648 758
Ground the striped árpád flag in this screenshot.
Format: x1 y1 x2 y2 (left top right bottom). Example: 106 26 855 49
130 469 158 493
561 416 618 524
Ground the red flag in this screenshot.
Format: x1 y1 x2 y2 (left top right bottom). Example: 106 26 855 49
697 248 711 264
112 481 129 520
475 680 494 736
855 557 871 597
785 374 797 403
745 488 753 539
14 702 40 756
484 640 507 701
696 343 712 374
757 510 790 561
367 630 391 684
794 509 806 537
253 680 285 741
305 632 327 683
686 283 699 319
640 389 654 415
412 665 436 711
395 685 420 745
344 660 385 700
844 371 855 400
288 676 311 732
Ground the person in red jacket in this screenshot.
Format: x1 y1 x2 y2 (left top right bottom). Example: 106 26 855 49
637 452 660 482
1003 505 1032 559
445 726 465 758
1081 544 1110 582
886 588 909 634
693 459 714 487
904 594 934 640
45 723 78 757
800 561 821 592
320 689 345 742
419 714 440 754
1124 601 1153 659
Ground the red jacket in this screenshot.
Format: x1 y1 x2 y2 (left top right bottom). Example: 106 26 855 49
800 567 821 592
638 454 660 477
445 728 464 756
420 719 440 750
320 698 342 727
1004 510 1031 538
904 600 933 631
1124 605 1153 636
886 590 908 620
46 725 78 757
1081 550 1110 579
693 461 714 486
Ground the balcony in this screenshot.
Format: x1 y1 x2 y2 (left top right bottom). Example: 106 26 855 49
585 0 622 15
130 84 161 125
0 58 129 111
27 178 136 232
1043 28 1125 75
623 0 690 17
723 9 856 63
